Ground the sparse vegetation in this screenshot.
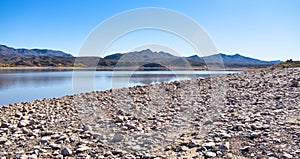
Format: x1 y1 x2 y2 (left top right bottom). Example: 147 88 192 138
274 60 300 68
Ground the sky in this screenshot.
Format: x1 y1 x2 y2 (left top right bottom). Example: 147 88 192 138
0 0 299 60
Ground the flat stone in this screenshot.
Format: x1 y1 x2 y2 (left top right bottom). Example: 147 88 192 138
205 151 216 157
219 142 230 150
240 146 250 152
40 136 51 144
50 143 61 150
41 131 54 136
21 127 30 134
83 124 92 131
15 112 23 117
188 141 197 148
76 145 91 152
202 142 215 149
61 147 72 156
282 153 293 158
28 154 38 159
0 122 9 128
220 132 231 138
249 132 260 140
18 120 30 127
173 146 187 152
111 134 124 142
0 137 7 144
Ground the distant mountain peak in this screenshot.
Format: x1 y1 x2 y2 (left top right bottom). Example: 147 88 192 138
138 49 153 53
104 49 177 61
232 53 242 57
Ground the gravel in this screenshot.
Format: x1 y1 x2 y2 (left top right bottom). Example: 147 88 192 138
0 67 299 158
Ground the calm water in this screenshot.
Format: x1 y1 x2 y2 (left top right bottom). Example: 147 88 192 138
0 70 239 106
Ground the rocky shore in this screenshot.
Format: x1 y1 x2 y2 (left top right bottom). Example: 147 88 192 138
0 67 299 159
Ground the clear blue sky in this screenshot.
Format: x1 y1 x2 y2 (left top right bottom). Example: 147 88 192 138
0 0 299 60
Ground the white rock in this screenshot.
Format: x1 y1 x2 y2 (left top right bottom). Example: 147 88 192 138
220 132 231 138
206 151 216 157
40 136 51 144
0 137 7 144
18 120 29 127
76 145 91 152
202 142 216 148
282 153 293 158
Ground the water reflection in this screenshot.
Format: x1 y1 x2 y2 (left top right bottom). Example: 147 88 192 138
0 72 71 89
0 70 240 106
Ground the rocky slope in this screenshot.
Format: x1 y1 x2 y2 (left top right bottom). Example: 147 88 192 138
0 67 299 158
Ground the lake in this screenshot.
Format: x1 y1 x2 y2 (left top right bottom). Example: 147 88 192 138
0 70 239 106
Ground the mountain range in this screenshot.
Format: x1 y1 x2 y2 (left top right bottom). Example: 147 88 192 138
0 44 281 68
0 44 73 57
104 49 281 67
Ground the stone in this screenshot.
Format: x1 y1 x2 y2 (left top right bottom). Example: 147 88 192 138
188 141 197 148
0 137 7 144
28 154 38 159
216 151 223 156
205 151 216 157
61 147 72 156
202 142 215 149
290 80 299 87
39 136 51 144
111 134 124 142
15 112 23 117
196 146 207 152
220 132 231 139
18 120 30 127
28 131 38 137
76 145 91 152
249 132 260 140
173 146 188 152
219 142 230 150
83 124 92 131
0 122 9 128
41 131 53 136
204 120 214 125
282 153 293 158
240 146 250 153
50 143 61 150
21 127 30 134
165 145 172 151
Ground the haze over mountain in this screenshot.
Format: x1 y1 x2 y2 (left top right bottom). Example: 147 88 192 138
0 44 73 57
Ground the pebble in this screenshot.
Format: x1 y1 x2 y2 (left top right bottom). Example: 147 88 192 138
173 146 188 152
111 134 124 142
17 120 29 127
282 153 293 158
0 137 7 144
0 67 299 158
39 136 51 144
202 142 215 149
75 145 91 152
205 151 216 157
61 147 72 156
188 141 197 148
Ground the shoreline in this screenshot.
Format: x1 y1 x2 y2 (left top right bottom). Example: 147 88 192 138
0 67 299 158
0 66 257 72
